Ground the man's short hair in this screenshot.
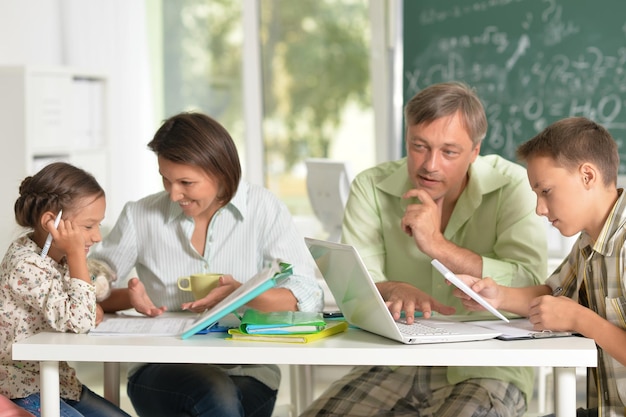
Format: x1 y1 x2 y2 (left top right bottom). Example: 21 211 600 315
517 117 619 186
404 81 487 147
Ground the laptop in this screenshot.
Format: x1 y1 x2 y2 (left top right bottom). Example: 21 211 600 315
305 238 502 344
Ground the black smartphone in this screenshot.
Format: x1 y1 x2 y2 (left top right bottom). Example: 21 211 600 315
322 311 344 319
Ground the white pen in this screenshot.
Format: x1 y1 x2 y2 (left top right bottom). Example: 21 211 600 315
431 259 510 322
40 210 63 258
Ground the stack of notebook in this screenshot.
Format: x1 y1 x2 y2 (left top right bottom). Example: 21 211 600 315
227 309 348 343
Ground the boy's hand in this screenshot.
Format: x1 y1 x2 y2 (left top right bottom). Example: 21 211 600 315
377 281 456 324
451 275 502 310
128 278 167 317
528 295 581 332
181 274 241 313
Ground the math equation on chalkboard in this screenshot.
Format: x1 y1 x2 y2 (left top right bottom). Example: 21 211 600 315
403 0 626 173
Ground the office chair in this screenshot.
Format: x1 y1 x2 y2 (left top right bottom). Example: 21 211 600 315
305 158 353 242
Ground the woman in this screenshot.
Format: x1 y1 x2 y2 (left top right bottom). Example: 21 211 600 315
93 111 323 417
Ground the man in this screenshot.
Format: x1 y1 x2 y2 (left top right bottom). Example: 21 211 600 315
301 81 547 417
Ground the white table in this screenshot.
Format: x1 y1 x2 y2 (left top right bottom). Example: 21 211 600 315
12 329 597 417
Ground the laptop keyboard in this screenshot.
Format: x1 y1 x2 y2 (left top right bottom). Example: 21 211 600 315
396 320 457 336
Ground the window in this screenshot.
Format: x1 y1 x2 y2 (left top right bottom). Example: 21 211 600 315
160 0 375 237
162 0 244 146
259 0 374 229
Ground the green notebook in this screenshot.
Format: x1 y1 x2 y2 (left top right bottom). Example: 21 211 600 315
239 309 326 334
228 320 349 343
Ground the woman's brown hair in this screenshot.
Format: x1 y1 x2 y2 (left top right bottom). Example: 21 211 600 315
148 112 242 204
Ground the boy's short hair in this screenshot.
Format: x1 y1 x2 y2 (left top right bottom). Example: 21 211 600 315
516 117 619 186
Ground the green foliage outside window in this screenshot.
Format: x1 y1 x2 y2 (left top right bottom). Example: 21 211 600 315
162 0 370 171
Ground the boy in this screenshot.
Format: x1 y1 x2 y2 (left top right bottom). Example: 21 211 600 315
457 116 625 417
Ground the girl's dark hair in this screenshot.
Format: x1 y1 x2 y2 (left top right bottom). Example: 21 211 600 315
148 112 242 204
14 162 105 228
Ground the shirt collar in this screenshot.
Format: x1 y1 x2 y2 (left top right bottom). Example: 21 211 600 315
228 180 248 219
376 156 510 200
377 158 412 198
585 188 626 256
466 156 511 196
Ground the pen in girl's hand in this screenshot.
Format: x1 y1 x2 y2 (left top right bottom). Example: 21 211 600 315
40 210 63 258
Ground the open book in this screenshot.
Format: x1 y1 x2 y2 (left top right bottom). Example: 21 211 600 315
89 261 292 339
89 312 196 337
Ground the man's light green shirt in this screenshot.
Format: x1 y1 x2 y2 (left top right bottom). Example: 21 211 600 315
342 155 548 402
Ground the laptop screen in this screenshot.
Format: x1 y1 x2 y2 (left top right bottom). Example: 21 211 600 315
306 237 404 339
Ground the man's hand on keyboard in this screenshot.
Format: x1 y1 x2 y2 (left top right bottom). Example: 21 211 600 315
376 281 456 324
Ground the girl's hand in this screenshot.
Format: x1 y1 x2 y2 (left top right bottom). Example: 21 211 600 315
42 213 91 283
95 303 105 326
48 218 86 259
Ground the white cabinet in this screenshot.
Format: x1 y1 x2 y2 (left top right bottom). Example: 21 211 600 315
0 66 109 253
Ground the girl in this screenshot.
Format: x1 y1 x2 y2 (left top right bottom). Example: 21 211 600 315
0 162 131 417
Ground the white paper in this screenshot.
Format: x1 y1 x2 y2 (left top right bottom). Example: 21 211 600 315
471 318 575 340
90 315 197 337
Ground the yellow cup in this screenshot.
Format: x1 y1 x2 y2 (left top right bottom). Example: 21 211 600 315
177 273 222 300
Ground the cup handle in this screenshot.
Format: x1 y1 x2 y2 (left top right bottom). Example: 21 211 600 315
177 277 192 291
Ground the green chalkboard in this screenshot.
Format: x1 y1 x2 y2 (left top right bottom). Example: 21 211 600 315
403 0 626 173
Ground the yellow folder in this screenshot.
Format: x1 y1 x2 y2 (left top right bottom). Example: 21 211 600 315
227 320 348 344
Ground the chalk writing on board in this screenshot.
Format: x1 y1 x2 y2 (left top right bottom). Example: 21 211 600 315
404 0 626 173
